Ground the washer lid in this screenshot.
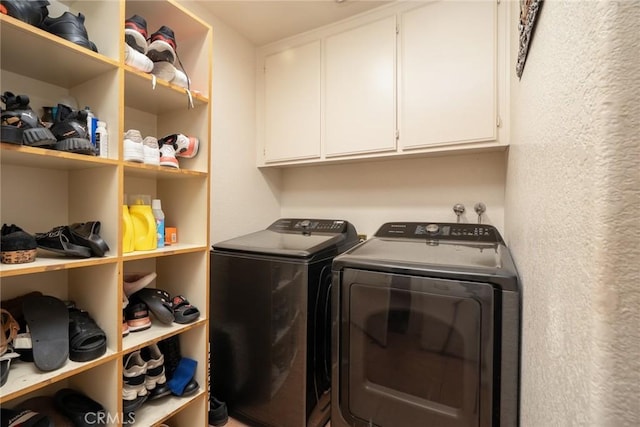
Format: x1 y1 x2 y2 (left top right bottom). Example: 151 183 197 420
342 237 504 269
334 222 520 290
212 218 358 259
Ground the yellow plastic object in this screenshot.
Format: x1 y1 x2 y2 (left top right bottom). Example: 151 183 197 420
122 205 135 253
128 195 157 251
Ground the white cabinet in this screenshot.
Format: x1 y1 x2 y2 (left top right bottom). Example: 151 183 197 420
324 15 397 157
399 0 497 149
264 40 321 162
257 0 507 167
0 1 211 425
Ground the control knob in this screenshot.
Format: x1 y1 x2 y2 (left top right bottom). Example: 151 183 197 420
425 224 439 235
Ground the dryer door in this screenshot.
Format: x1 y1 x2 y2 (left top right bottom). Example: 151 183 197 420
338 269 494 427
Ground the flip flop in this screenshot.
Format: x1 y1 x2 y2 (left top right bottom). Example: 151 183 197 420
170 295 200 324
22 295 69 371
131 288 174 325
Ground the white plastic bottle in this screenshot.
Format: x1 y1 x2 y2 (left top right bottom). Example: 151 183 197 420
96 121 108 158
151 199 165 248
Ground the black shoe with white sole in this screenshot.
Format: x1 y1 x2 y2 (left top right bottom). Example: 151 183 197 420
50 104 95 155
1 91 57 147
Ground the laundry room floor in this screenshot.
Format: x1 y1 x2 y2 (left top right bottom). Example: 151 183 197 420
227 418 331 426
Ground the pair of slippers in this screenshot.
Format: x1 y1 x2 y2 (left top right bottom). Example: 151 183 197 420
15 295 106 372
130 287 200 325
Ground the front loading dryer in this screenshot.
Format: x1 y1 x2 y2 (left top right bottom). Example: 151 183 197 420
331 222 521 427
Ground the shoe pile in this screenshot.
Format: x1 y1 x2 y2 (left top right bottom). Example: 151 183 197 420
123 14 190 89
1 292 107 379
121 272 201 336
123 129 160 165
1 91 97 156
1 0 98 52
123 341 187 418
122 129 199 169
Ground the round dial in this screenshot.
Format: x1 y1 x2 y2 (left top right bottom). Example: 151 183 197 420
425 224 439 234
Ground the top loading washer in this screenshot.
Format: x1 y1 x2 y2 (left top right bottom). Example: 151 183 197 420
331 222 521 427
210 218 359 427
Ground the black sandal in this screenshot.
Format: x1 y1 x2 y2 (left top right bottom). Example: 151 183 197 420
171 295 200 324
131 288 174 325
68 308 107 362
35 226 91 258
68 221 110 257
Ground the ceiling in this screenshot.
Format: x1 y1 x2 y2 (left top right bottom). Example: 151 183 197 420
196 0 391 46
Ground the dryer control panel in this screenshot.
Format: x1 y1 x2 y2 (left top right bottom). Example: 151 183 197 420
269 218 350 234
375 222 504 244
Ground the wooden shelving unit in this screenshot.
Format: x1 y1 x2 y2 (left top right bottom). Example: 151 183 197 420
0 1 212 425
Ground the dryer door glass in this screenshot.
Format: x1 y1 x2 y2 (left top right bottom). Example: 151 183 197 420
340 269 494 427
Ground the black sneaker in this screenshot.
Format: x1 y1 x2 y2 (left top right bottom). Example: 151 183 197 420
146 25 176 64
157 335 181 380
0 0 50 27
141 343 171 400
209 397 229 427
41 11 98 52
0 224 37 264
125 14 148 54
35 225 92 258
1 91 57 147
122 350 149 414
50 104 95 155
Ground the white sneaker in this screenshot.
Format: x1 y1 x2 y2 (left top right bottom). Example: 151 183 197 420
123 129 144 162
151 61 175 82
172 68 189 89
159 133 199 158
125 44 154 73
159 141 179 168
142 136 160 165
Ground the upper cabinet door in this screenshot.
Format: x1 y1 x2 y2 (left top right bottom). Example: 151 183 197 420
324 15 397 157
399 0 497 150
264 40 321 163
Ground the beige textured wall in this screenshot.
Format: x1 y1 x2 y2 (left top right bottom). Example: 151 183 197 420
281 151 507 239
505 1 640 425
182 1 284 244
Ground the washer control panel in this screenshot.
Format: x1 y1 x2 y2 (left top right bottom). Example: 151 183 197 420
269 218 348 233
375 222 503 243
